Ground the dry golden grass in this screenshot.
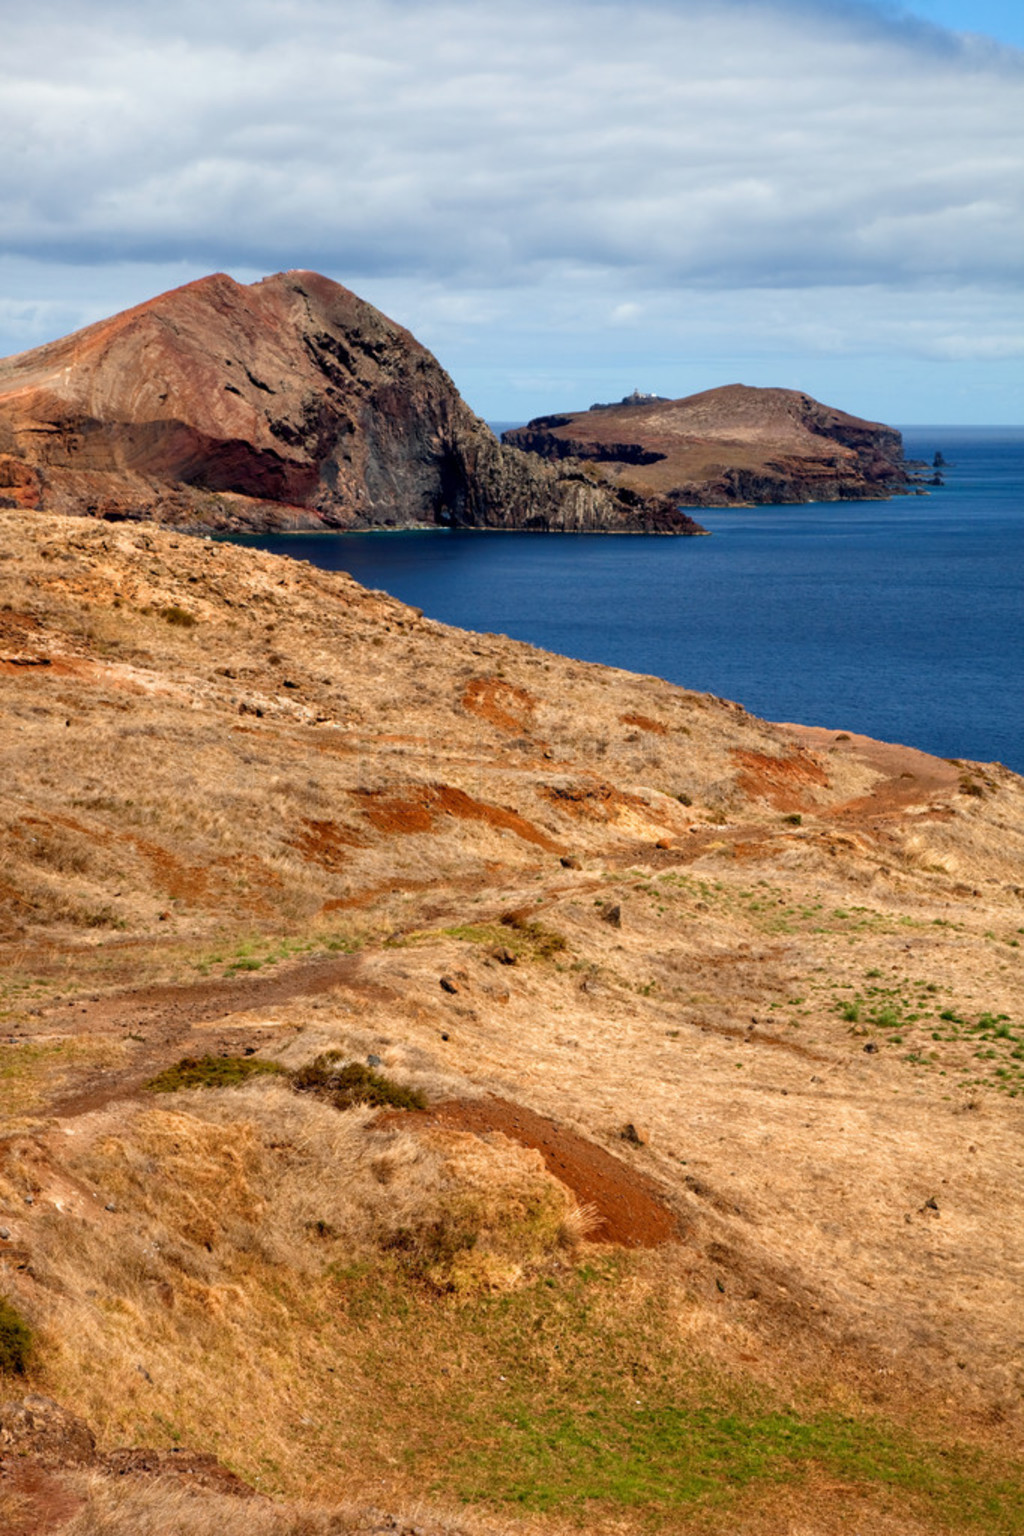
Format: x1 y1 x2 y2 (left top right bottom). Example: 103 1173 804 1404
2 510 1024 1533
1 1079 578 1503
60 1475 522 1536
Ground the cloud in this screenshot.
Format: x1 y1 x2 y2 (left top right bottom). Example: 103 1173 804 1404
0 0 1019 290
0 1 1019 420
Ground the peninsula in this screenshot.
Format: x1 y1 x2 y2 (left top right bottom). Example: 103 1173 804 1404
504 384 913 505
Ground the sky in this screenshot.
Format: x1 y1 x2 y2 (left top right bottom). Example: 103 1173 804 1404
1 0 1021 424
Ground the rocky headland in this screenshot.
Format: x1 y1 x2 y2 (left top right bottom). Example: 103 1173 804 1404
0 272 704 536
503 384 915 505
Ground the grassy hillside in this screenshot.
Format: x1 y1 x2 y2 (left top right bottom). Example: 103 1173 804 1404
1 510 1022 1534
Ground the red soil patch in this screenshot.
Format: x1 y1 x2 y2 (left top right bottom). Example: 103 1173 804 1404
539 779 652 823
729 838 773 861
0 657 80 678
353 783 563 852
620 712 668 735
732 748 829 812
462 676 536 735
389 1096 680 1249
0 610 41 642
290 817 369 870
0 1463 84 1536
0 456 42 509
778 724 959 818
321 877 432 912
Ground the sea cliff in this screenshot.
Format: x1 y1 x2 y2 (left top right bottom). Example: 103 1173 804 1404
0 271 705 536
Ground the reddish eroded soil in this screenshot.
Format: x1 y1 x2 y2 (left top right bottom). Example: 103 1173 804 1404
462 676 537 735
290 817 370 869
0 1395 254 1536
779 723 960 817
620 712 668 735
390 1096 681 1249
538 778 655 824
0 1462 83 1536
353 782 564 852
731 747 830 813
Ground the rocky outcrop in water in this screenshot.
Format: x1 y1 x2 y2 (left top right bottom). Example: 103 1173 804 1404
0 272 705 535
504 384 914 506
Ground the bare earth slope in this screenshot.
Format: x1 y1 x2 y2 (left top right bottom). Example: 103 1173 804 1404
504 385 914 505
0 272 703 536
1 513 1023 1535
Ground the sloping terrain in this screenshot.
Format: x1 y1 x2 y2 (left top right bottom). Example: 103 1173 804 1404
1 511 1023 1534
0 273 702 537
504 386 915 504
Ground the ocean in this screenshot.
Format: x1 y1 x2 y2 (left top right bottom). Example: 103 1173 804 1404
227 427 1024 774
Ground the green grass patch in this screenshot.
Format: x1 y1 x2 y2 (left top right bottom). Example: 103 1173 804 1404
291 1053 426 1112
452 1399 1023 1529
500 912 568 959
327 1258 1024 1533
406 916 568 964
441 922 510 948
0 1296 33 1375
145 1054 287 1092
834 984 1023 1093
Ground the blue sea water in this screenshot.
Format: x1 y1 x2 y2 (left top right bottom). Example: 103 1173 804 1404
228 428 1024 774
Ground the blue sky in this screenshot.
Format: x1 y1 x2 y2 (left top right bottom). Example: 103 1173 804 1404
897 0 1024 46
0 0 1020 424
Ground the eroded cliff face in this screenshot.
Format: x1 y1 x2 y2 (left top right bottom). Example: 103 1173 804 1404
504 385 914 506
0 272 704 535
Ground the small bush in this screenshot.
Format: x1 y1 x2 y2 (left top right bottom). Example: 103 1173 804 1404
783 813 803 826
500 912 568 960
291 1053 426 1112
145 1055 287 1092
0 1296 32 1375
160 605 198 628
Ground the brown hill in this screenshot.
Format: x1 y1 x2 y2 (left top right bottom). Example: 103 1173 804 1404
0 272 703 536
504 384 914 505
1 510 1023 1534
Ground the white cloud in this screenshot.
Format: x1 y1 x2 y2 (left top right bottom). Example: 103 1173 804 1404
0 1 1019 419
1 1 1020 284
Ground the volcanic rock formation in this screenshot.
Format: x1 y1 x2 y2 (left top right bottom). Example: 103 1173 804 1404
0 272 704 535
503 384 913 506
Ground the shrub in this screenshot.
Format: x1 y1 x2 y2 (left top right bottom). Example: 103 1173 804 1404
159 605 198 628
500 912 568 960
290 1053 426 1112
145 1055 287 1092
0 1296 32 1375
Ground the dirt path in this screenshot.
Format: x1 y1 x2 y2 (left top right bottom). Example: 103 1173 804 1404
386 1096 681 1248
778 723 960 817
27 951 387 1119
